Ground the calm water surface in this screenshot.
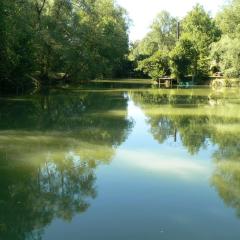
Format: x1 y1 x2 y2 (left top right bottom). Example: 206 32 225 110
0 80 240 240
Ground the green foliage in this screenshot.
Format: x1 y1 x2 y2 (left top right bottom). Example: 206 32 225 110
0 0 36 90
0 0 130 93
216 0 240 39
129 11 177 59
179 4 220 81
170 37 198 81
137 51 170 80
211 36 240 78
181 4 221 48
211 0 240 78
131 4 220 83
129 11 178 80
148 11 178 52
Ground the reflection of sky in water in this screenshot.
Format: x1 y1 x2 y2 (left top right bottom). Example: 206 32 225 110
117 99 215 181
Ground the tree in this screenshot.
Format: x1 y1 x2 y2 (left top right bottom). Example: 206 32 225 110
130 11 178 59
170 37 198 82
137 50 171 80
211 0 240 78
180 4 221 81
132 5 220 82
148 11 178 52
0 0 130 93
216 0 240 39
211 36 240 78
0 1 36 92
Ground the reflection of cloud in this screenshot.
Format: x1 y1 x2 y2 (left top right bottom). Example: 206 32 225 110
118 149 209 180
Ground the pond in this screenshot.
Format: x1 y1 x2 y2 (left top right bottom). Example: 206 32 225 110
0 80 240 240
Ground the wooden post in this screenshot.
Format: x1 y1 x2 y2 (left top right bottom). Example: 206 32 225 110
174 128 177 142
177 22 180 40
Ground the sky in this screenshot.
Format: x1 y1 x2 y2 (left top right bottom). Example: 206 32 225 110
116 0 227 41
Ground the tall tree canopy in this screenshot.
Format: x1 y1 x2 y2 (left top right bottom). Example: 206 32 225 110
211 0 240 78
179 4 221 80
129 11 177 59
0 0 130 93
131 5 221 83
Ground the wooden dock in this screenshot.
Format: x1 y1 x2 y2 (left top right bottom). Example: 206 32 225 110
156 78 176 88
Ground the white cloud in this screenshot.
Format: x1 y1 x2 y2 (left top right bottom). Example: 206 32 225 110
118 149 210 180
116 0 227 41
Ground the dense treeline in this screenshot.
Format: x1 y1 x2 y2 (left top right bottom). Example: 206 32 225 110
2 0 240 93
130 1 240 83
0 0 129 93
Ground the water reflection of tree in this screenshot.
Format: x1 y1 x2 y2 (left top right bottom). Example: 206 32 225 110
131 88 240 155
0 155 96 240
211 130 240 217
0 90 133 240
131 88 240 216
131 89 214 154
